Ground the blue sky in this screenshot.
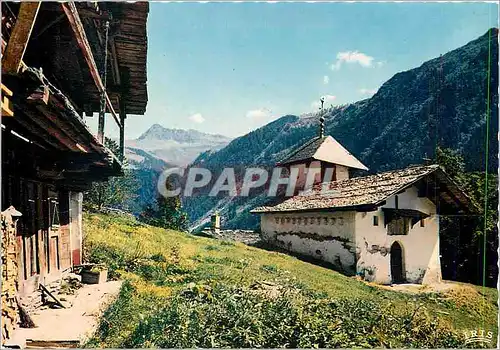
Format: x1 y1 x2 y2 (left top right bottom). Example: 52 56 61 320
90 1 498 140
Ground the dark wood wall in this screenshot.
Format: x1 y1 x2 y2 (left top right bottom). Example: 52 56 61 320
2 171 71 294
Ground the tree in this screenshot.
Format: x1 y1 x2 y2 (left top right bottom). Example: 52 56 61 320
84 138 138 211
435 147 466 183
435 146 498 287
139 179 189 231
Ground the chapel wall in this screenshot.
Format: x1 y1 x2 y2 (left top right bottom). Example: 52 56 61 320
354 186 442 284
261 211 357 274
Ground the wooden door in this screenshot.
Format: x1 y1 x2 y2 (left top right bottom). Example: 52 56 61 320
47 189 61 274
390 241 404 284
49 236 60 272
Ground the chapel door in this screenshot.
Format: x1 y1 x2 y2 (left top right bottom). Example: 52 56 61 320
390 241 404 284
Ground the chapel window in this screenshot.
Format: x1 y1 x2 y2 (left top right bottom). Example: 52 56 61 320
387 217 409 235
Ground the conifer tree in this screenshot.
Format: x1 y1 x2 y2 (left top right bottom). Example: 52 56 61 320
140 178 189 231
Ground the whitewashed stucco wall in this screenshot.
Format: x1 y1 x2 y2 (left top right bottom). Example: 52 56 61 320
261 211 357 274
355 186 442 284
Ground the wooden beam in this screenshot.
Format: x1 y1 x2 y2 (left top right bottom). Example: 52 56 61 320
77 8 112 20
83 104 94 117
61 2 121 130
31 13 66 40
17 105 80 152
109 37 121 86
2 112 62 150
21 79 103 154
27 85 50 105
355 205 379 212
34 105 90 152
2 2 41 74
2 84 14 117
1 84 13 97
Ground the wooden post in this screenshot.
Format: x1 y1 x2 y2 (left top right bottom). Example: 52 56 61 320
2 2 40 74
119 103 126 162
97 109 105 144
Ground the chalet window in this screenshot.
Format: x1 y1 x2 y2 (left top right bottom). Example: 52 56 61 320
420 218 425 227
49 198 60 230
387 217 409 236
373 216 379 226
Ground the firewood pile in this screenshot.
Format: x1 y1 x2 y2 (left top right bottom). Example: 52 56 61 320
1 207 20 343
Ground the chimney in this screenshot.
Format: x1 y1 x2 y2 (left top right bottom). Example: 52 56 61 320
423 153 433 165
211 211 220 234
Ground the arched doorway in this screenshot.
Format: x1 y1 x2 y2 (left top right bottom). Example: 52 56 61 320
390 241 405 283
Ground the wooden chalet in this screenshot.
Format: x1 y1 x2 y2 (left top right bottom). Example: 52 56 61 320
1 2 148 339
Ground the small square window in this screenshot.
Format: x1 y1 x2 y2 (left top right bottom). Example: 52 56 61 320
373 216 379 226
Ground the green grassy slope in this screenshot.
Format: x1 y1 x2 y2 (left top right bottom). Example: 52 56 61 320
83 213 497 348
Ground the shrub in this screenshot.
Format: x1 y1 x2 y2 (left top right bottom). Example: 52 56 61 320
260 264 279 273
121 284 463 348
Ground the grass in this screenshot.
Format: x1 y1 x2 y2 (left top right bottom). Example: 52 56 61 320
83 213 497 348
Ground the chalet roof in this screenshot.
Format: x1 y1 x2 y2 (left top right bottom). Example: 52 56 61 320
85 2 149 115
2 2 149 116
251 164 475 214
3 67 122 186
278 135 368 171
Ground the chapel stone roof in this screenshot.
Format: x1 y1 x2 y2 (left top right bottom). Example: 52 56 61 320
251 164 475 214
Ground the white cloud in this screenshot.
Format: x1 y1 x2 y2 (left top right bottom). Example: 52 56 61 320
311 95 336 110
359 88 378 96
323 75 330 84
331 50 375 71
189 113 205 124
246 108 272 120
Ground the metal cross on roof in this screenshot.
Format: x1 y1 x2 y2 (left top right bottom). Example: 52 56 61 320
319 97 325 138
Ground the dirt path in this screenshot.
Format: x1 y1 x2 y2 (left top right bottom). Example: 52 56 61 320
367 281 458 294
9 281 122 347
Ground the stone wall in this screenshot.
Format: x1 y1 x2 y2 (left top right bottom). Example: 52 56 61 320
1 207 20 344
261 211 357 274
